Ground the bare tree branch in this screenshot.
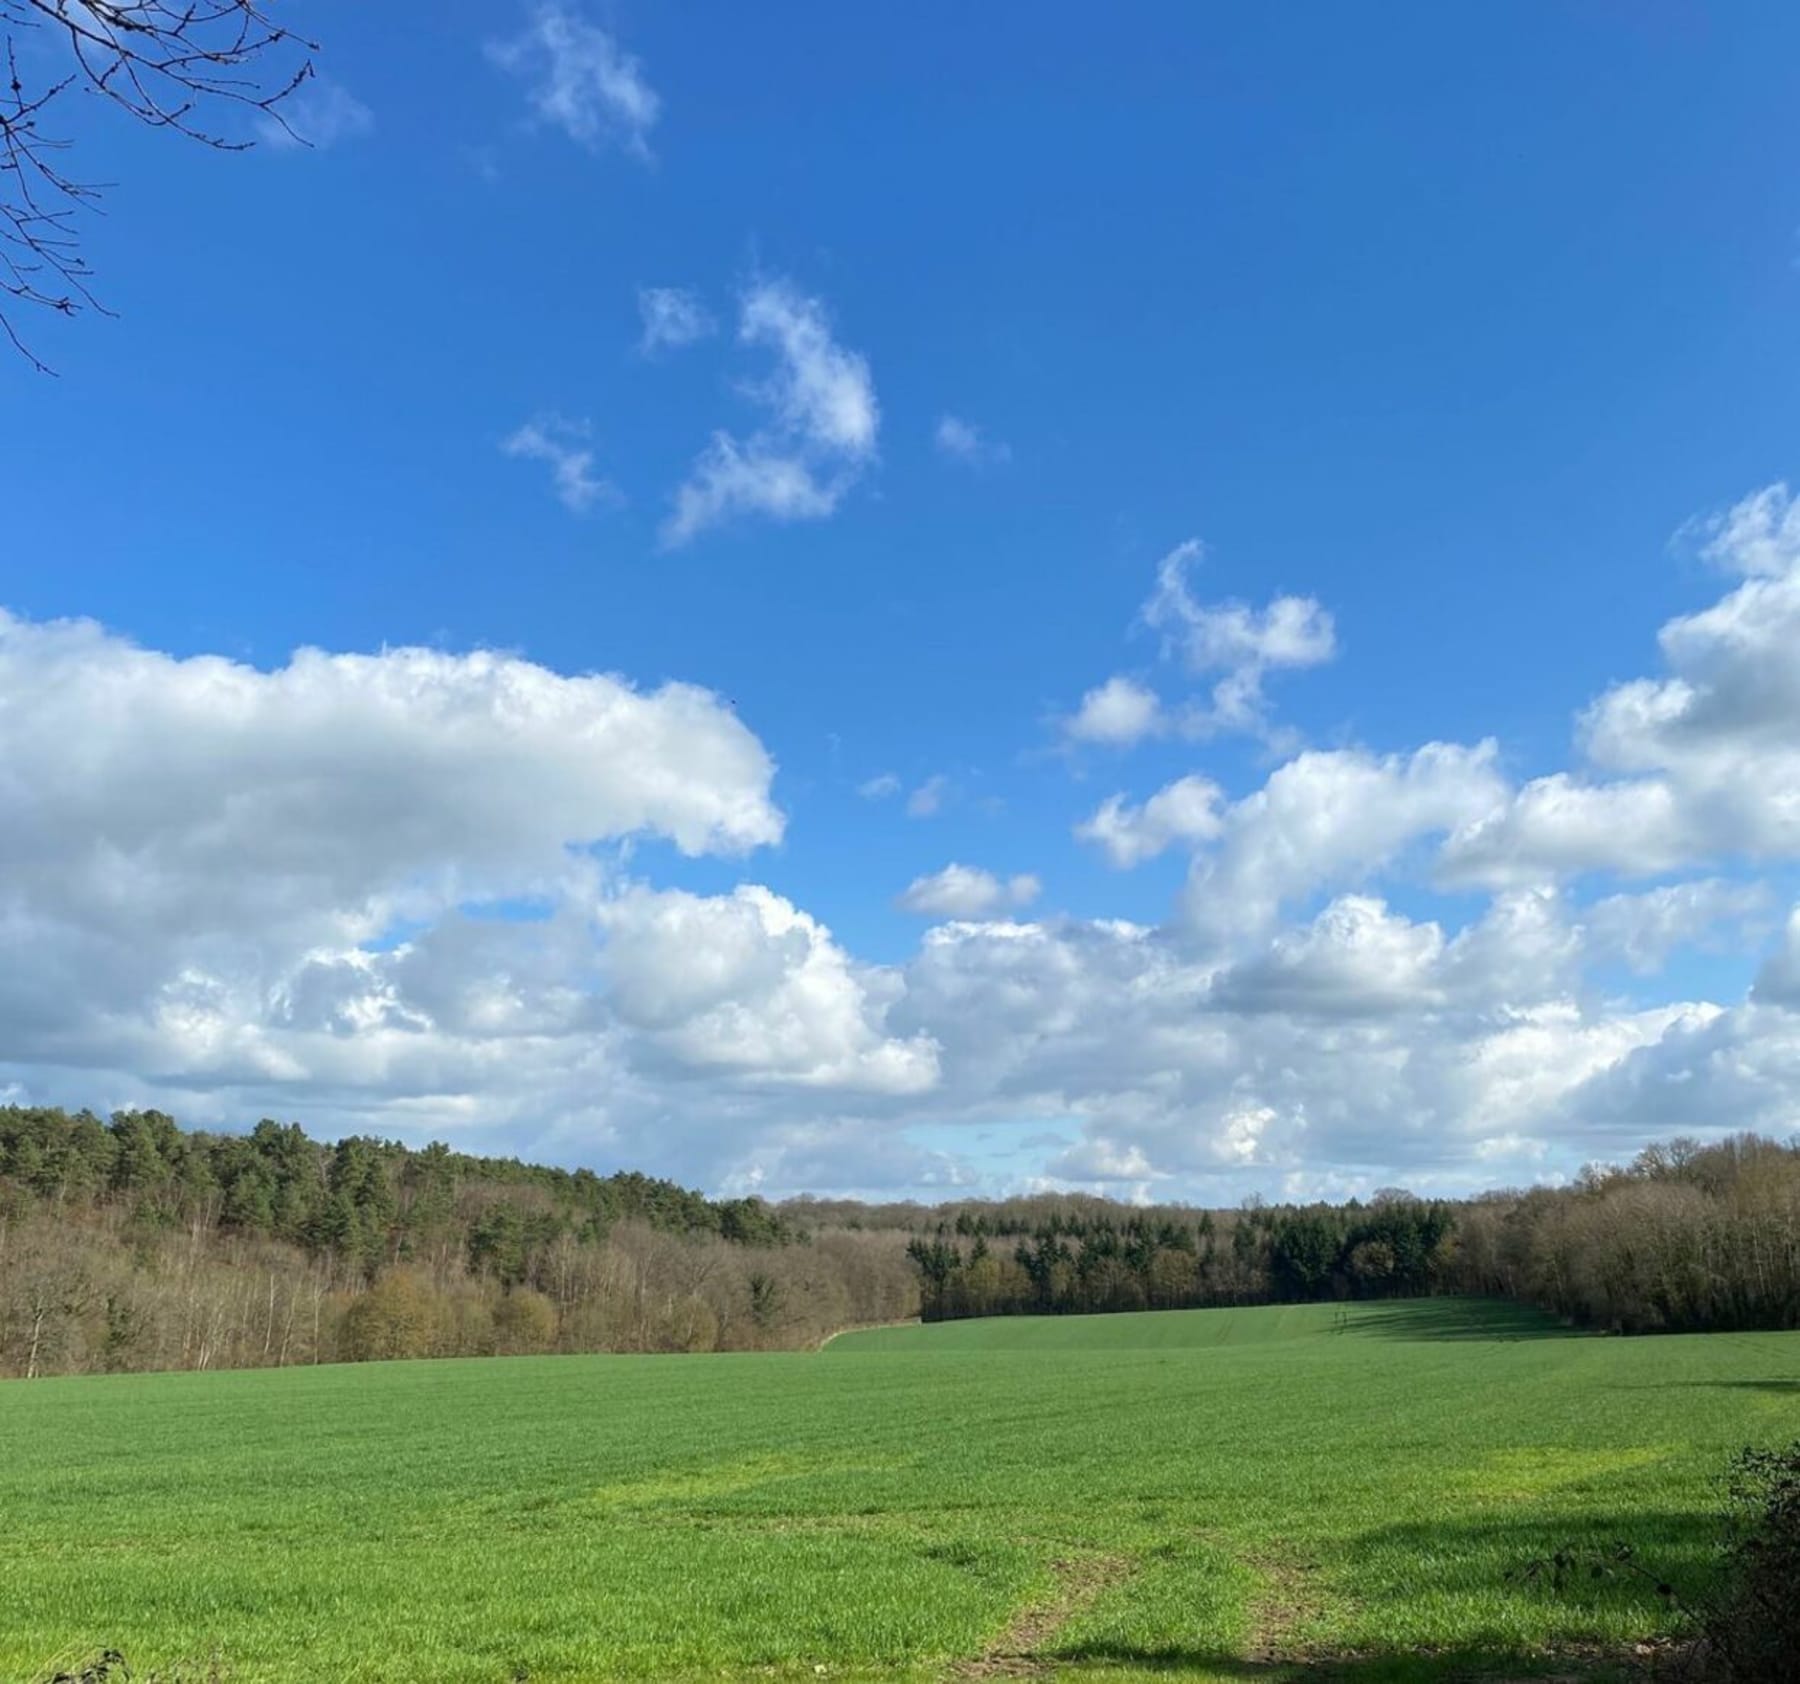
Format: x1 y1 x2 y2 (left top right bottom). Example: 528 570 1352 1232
1 0 315 370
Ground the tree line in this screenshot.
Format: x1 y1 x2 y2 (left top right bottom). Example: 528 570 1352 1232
902 1134 1800 1336
0 1106 915 1377
3 1106 1796 1378
1450 1133 1800 1334
905 1195 1456 1320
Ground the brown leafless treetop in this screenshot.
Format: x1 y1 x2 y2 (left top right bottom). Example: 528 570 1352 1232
1 0 314 370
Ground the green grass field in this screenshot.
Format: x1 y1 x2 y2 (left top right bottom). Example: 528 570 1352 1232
3 1298 1797 1683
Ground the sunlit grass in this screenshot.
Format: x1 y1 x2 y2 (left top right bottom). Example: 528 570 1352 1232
2 1298 1795 1681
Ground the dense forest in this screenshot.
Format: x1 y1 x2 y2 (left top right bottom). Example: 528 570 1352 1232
2 1106 1796 1379
903 1194 1454 1320
0 1107 916 1378
902 1134 1800 1336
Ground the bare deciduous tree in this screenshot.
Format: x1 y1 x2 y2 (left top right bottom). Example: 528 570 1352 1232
1 0 313 369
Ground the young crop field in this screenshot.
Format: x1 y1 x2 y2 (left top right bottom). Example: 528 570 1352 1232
3 1298 1797 1683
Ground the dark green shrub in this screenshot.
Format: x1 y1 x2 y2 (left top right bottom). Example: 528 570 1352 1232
1705 1440 1800 1682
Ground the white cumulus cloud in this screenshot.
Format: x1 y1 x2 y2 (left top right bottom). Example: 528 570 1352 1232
1692 479 1800 578
897 865 1041 919
1207 895 1447 1019
0 612 779 967
1184 742 1505 944
1443 484 1800 887
1076 775 1225 868
599 885 938 1093
1752 907 1800 1007
1586 879 1773 975
0 613 792 1148
1063 676 1165 748
11 482 1800 1204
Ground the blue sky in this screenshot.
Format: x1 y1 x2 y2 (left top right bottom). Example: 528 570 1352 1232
4 2 1800 1201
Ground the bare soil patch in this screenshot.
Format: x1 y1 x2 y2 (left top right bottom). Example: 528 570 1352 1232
945 1554 1133 1678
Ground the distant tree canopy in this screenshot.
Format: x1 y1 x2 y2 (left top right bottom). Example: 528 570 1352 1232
1452 1133 1800 1336
3 1107 1797 1380
0 1105 793 1273
906 1197 1457 1322
902 1134 1800 1338
0 1105 883 1379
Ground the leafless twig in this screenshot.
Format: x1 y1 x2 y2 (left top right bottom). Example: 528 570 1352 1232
1 1 315 370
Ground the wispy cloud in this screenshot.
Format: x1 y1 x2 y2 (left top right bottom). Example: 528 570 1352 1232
501 415 618 514
934 414 1010 468
858 773 901 800
1144 539 1335 735
665 435 841 541
257 79 374 151
740 281 879 457
906 774 949 819
1060 540 1336 752
663 278 879 545
487 3 659 159
638 287 715 355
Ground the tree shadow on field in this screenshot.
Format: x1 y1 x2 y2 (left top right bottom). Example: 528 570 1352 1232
1336 1503 1722 1603
1334 1300 1585 1344
1614 1379 1800 1396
